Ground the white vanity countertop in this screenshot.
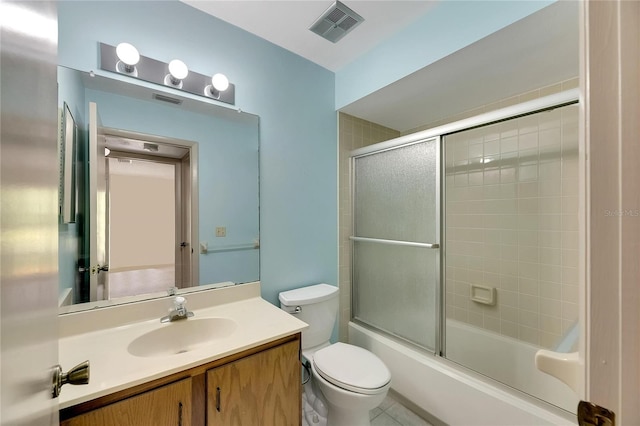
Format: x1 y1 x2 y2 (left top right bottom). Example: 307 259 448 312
58 284 307 409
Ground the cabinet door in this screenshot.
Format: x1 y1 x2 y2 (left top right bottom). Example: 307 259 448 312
61 378 192 426
207 340 300 426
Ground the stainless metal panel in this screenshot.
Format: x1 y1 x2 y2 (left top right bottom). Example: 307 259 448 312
1 1 59 424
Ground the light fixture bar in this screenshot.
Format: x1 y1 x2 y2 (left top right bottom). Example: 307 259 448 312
99 43 235 106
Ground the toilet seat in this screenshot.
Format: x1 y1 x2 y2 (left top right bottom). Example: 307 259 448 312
313 342 391 395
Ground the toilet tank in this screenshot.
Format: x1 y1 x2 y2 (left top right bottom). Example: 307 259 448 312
279 284 339 350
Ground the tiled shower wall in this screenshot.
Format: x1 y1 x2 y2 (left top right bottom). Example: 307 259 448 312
444 102 579 349
338 77 579 345
338 113 400 341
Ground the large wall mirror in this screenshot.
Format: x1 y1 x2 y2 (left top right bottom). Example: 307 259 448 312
58 66 259 313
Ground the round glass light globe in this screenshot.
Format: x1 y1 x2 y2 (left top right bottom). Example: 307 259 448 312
211 73 229 92
116 43 140 66
168 59 189 80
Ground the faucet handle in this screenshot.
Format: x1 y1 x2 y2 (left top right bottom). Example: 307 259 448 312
173 296 186 310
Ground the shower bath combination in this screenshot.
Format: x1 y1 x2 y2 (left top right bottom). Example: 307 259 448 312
348 89 581 420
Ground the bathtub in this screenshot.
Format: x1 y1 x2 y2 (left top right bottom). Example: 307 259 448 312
349 321 578 425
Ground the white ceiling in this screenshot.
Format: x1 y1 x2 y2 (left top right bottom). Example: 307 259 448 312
180 1 578 132
180 1 436 72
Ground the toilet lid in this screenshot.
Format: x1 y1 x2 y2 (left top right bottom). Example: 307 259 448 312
313 342 391 395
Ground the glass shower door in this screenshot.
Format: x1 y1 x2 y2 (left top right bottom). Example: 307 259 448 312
443 103 580 412
351 138 440 352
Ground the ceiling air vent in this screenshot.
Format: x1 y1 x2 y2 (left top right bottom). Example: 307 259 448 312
309 1 364 43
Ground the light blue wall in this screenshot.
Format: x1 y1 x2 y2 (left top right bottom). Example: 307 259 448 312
58 66 85 124
58 1 553 308
335 0 555 110
58 1 338 305
84 87 260 285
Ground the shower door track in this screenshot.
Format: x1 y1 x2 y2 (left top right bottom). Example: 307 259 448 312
350 89 579 158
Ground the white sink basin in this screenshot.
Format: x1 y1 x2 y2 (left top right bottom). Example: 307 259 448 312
127 318 238 358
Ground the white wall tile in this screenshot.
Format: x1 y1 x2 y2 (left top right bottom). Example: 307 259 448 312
562 284 579 304
518 114 539 135
540 298 562 317
519 325 540 345
540 281 562 299
562 301 579 321
437 87 579 350
518 181 539 198
499 274 519 291
519 278 539 295
540 247 562 266
540 265 562 283
501 320 519 338
540 314 562 334
500 289 518 307
519 310 539 329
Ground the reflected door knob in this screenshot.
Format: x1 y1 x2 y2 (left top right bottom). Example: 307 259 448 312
90 264 109 275
52 360 90 398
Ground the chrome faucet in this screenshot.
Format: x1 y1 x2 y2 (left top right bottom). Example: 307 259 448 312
161 296 194 323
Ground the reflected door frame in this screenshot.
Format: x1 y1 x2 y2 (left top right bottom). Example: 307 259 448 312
106 150 189 289
101 128 200 291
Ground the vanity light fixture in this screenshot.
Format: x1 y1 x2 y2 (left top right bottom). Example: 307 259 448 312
115 42 140 76
205 73 230 99
165 59 189 89
99 43 235 106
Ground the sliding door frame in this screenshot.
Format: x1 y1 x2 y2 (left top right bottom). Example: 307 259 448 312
350 137 441 352
349 88 580 358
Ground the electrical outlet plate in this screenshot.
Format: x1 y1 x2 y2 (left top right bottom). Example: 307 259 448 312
215 227 226 237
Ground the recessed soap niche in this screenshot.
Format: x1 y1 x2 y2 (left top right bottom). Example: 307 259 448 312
470 284 496 306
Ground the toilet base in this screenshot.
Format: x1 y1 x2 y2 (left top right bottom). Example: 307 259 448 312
310 362 390 426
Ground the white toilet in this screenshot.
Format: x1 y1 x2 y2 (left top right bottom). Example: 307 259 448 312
279 283 391 426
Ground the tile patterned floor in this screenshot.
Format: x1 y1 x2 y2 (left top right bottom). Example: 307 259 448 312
370 394 433 426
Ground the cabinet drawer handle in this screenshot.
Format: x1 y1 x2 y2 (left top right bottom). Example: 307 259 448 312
178 401 183 426
216 387 221 412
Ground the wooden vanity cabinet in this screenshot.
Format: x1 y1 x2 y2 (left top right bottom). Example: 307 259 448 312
207 339 300 426
60 334 301 426
60 378 192 426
